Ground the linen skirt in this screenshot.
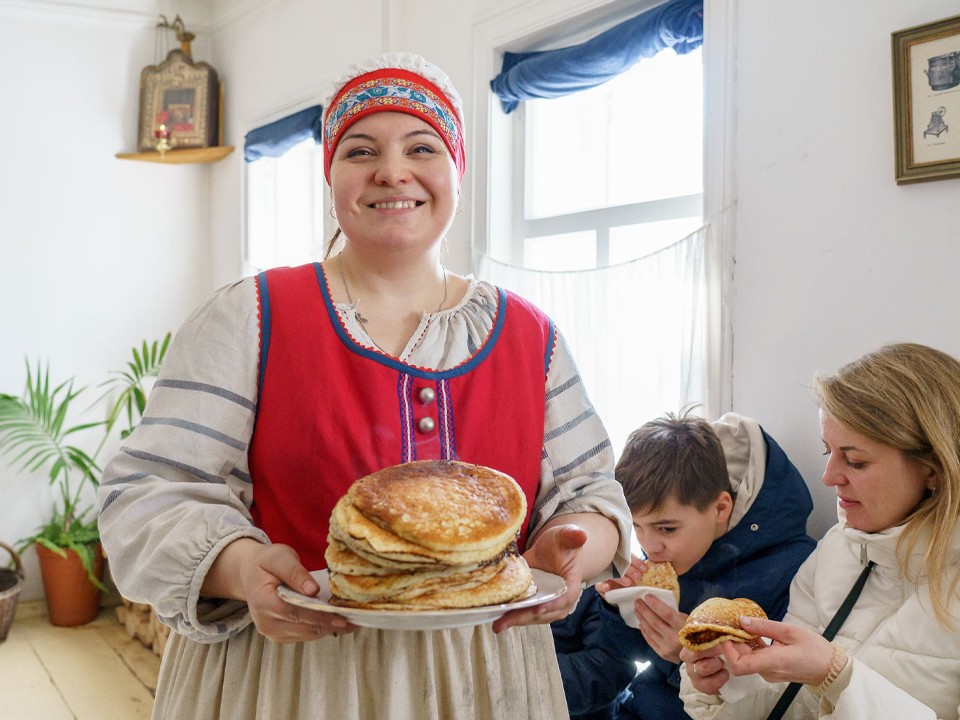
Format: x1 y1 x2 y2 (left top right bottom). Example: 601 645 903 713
151 622 569 720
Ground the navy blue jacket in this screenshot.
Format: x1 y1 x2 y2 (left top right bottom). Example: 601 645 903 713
552 429 816 720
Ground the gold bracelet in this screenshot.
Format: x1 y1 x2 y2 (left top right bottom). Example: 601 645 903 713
814 643 848 696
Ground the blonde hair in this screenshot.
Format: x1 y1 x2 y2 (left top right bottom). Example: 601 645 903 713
815 342 960 627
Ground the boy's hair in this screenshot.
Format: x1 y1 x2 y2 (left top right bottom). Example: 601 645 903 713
615 409 731 514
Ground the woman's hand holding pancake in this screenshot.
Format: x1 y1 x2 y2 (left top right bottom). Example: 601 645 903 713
717 616 836 686
203 538 360 643
680 616 837 693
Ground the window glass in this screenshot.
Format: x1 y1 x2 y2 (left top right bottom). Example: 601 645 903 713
244 139 326 272
525 47 703 220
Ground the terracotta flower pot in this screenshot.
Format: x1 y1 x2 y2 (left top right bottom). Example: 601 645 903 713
35 543 104 627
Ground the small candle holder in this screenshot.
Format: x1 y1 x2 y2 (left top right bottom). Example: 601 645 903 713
153 111 176 157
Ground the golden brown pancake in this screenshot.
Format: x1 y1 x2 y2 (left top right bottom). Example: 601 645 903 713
678 597 767 651
325 460 535 610
637 561 680 605
347 459 526 553
330 554 535 610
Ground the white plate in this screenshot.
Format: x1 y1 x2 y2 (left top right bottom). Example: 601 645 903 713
603 585 679 629
277 568 567 631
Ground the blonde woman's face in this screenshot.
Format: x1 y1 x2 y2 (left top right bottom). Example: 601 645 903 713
819 410 936 532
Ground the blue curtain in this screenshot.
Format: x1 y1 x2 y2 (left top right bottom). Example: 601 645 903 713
243 104 323 162
490 0 703 114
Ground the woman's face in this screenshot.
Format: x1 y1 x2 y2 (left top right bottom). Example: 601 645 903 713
819 410 936 533
329 111 458 254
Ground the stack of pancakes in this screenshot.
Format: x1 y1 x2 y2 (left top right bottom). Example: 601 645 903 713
326 460 536 610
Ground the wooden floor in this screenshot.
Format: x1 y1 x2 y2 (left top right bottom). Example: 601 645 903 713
0 600 161 719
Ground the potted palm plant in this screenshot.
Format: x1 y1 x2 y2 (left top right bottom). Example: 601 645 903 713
0 335 169 626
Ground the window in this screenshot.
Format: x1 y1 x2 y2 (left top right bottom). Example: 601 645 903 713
242 106 329 273
244 138 327 274
496 45 702 271
475 0 715 458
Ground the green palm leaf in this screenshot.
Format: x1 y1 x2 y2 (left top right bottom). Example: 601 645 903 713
96 332 171 442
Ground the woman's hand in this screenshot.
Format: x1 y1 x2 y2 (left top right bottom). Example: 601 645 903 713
635 595 688 664
493 523 588 632
594 554 645 596
202 538 360 643
719 616 836 686
679 645 730 695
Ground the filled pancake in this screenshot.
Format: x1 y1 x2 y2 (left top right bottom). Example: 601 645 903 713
678 597 767 651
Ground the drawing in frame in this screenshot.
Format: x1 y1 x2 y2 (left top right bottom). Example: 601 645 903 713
137 49 219 153
892 13 960 184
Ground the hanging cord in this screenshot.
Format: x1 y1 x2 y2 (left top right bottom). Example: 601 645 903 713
762 559 876 720
153 15 172 65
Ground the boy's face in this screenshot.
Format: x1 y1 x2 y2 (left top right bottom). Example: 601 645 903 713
631 492 732 576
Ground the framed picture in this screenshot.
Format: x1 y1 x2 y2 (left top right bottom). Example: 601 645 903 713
137 49 219 153
892 14 960 184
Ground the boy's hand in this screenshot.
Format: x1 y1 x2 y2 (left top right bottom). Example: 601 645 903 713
594 554 646 596
635 594 687 664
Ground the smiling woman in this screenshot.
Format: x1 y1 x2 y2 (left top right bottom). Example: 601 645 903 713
98 51 632 720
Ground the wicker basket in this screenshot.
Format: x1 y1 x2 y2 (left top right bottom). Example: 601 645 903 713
0 540 24 643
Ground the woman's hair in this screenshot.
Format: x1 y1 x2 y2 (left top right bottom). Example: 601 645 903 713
615 407 731 514
815 342 960 627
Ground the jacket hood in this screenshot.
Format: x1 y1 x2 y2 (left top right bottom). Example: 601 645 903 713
711 412 765 529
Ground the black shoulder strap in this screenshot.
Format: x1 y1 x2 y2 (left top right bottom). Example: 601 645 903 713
763 560 876 720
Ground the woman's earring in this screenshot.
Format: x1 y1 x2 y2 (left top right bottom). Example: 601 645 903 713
455 197 463 215
329 205 337 220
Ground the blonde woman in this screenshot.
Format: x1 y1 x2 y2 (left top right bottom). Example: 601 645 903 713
679 342 960 719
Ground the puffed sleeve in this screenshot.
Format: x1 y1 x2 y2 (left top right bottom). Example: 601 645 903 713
527 327 632 578
97 277 267 643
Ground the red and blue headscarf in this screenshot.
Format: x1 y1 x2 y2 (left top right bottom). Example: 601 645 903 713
323 54 466 187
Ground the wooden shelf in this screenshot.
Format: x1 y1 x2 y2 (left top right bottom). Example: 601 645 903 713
115 146 235 164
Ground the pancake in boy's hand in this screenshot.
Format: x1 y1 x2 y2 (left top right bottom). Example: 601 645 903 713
636 561 680 606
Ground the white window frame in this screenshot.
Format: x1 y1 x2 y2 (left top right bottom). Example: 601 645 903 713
507 60 704 269
470 0 737 416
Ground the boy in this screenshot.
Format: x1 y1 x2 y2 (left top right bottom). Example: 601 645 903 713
552 410 816 720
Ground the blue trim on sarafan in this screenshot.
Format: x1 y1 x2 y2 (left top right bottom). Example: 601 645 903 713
544 318 556 376
437 378 456 459
397 374 416 463
312 262 508 379
256 271 272 398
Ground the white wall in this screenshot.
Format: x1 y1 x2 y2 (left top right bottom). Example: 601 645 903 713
729 0 960 537
4 0 960 599
0 0 214 600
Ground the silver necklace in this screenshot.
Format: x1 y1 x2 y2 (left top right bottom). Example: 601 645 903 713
336 252 449 334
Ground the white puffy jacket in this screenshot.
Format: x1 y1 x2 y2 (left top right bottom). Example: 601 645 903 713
679 520 960 719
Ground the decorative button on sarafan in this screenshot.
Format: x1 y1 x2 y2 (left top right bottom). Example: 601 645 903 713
419 387 436 403
418 417 436 433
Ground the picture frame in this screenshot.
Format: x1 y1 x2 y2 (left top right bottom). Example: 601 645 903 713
892 14 960 184
137 49 219 153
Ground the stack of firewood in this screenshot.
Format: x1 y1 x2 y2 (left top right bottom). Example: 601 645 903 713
116 598 170 657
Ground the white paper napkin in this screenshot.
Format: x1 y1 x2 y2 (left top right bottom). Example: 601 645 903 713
603 586 679 629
